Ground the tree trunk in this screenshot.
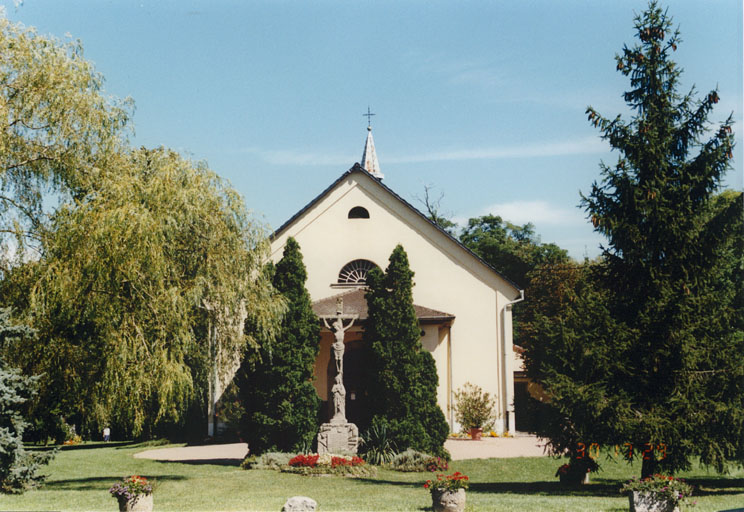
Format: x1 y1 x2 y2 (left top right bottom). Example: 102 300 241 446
641 455 659 479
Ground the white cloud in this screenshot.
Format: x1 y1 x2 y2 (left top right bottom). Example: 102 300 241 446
481 200 586 227
386 136 609 164
239 147 355 167
239 136 610 167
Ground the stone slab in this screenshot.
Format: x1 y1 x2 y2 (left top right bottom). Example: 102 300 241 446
317 421 359 454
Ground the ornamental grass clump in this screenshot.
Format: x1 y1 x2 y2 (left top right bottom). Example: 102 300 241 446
109 475 153 501
424 471 470 494
621 474 694 508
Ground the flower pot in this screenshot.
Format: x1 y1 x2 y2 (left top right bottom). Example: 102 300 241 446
431 488 466 512
117 493 153 512
629 491 680 512
468 427 483 440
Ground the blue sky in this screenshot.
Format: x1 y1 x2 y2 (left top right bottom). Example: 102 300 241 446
3 0 741 259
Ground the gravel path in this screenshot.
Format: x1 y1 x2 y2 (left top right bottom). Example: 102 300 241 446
133 436 549 463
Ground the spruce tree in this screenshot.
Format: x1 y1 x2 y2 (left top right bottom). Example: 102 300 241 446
575 2 741 477
0 309 54 493
363 245 449 457
238 238 320 454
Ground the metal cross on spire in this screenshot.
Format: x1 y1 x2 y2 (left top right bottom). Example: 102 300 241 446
363 106 375 129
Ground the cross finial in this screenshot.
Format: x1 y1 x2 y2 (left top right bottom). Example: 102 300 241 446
363 106 375 129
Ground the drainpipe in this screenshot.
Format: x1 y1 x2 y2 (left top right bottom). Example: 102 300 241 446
502 290 524 433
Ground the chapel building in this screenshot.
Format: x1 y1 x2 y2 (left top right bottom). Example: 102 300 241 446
269 127 526 433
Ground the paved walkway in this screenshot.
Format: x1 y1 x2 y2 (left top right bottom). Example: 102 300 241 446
445 435 549 460
134 436 549 463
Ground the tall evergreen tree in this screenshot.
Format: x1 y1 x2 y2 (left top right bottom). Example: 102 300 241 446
363 245 449 457
238 238 320 454
526 1 743 478
0 309 53 493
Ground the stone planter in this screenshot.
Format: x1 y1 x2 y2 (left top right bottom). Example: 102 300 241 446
629 491 680 512
468 427 483 440
431 488 466 512
117 493 153 512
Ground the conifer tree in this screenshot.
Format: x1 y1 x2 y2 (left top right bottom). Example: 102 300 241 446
0 309 53 493
527 2 742 478
238 238 320 454
363 245 449 457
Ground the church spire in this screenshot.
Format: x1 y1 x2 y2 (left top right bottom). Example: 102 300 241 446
361 107 383 179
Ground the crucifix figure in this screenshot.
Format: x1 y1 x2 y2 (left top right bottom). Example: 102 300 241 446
323 315 355 374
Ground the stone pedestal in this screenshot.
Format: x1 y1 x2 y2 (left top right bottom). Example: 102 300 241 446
317 421 359 454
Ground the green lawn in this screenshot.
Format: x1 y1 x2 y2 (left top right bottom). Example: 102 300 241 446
1 443 742 511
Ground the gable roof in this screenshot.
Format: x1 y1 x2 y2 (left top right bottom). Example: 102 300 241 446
272 163 522 294
312 288 455 325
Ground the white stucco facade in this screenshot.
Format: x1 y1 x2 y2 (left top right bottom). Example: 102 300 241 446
270 165 523 433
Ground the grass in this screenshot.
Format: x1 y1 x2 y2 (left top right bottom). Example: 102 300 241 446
0 443 742 511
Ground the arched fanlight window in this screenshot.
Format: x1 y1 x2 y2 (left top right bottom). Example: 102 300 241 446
337 259 378 285
348 206 370 219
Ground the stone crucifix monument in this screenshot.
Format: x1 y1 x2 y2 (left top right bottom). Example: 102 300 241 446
317 298 359 454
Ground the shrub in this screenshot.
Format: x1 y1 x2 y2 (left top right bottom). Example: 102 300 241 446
389 449 434 472
359 422 398 465
250 452 293 470
453 382 497 430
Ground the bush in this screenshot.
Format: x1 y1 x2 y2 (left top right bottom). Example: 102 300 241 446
389 449 431 472
248 452 293 470
453 382 497 430
359 422 398 465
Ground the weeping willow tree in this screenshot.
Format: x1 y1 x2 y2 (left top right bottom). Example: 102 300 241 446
0 18 130 265
4 148 284 438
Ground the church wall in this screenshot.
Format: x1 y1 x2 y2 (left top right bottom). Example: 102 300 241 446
271 171 521 433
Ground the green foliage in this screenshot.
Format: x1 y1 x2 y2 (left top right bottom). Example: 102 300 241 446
388 449 437 472
0 308 54 493
237 238 320 455
526 1 743 478
359 422 399 466
0 19 130 265
2 148 283 439
245 452 292 470
363 245 449 458
453 382 497 430
460 215 569 290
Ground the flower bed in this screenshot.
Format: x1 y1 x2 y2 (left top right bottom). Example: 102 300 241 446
281 453 375 477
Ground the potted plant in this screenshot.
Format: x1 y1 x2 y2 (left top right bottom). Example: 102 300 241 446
424 471 469 512
109 475 154 512
621 474 693 512
555 458 597 485
452 382 496 440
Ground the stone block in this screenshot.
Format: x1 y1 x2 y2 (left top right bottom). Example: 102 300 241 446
282 495 317 512
317 421 359 454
